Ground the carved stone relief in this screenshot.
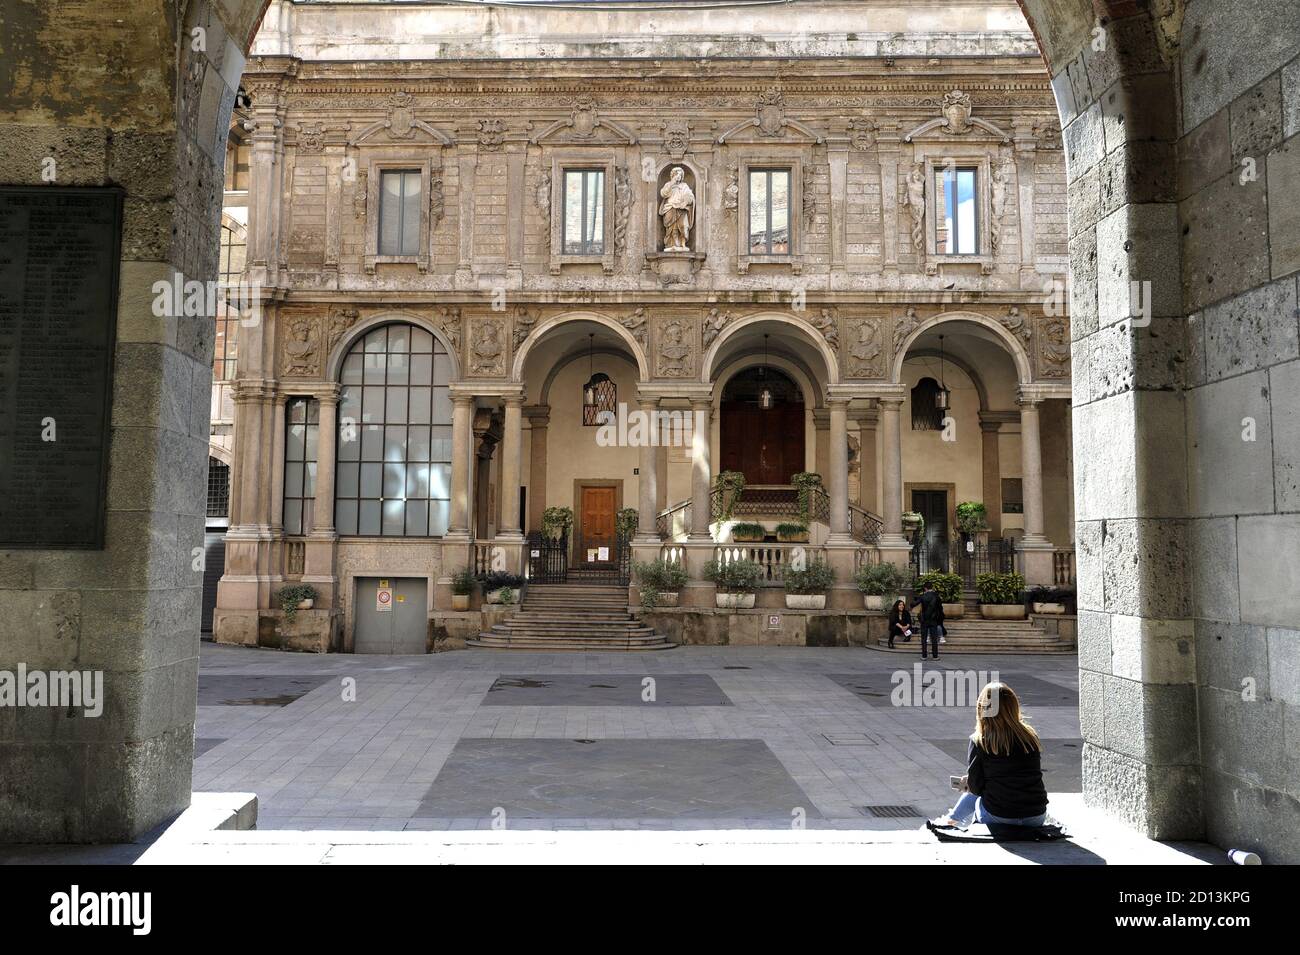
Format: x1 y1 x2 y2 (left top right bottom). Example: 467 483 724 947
848 117 877 151
469 317 506 376
296 122 324 154
812 307 839 352
477 118 505 151
662 119 690 158
620 306 648 350
388 91 417 139
1038 316 1071 378
512 305 539 351
893 306 921 355
326 306 361 354
282 315 321 377
846 316 885 378
990 156 1014 254
353 170 367 220
999 305 1033 349
614 165 633 254
535 169 551 250
722 166 739 214
432 305 463 354
903 163 926 251
702 307 736 350
941 89 974 134
803 166 817 224
430 175 445 230
656 317 694 378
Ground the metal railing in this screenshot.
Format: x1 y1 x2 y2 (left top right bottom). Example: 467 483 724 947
912 537 1016 587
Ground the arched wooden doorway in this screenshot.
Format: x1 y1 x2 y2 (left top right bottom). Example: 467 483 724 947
719 367 805 484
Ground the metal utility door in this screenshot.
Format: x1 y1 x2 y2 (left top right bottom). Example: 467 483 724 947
353 577 428 654
201 529 226 633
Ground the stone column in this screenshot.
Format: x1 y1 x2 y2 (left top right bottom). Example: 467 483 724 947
877 396 910 568
269 395 286 533
310 387 339 536
1017 394 1054 584
689 397 712 540
636 397 659 540
448 394 474 537
857 401 879 514
979 414 1003 538
524 404 549 534
828 397 850 541
499 395 524 538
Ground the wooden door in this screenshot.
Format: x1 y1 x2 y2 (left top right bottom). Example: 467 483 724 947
579 485 616 563
720 403 804 484
912 489 949 572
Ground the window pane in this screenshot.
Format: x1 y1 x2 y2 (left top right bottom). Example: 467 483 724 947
285 462 304 498
563 169 604 254
360 463 382 498
957 168 977 254
286 423 306 462
405 499 429 537
379 171 403 255
281 397 318 538
401 171 422 255
360 423 383 460
410 328 434 353
359 500 382 535
749 171 768 251
382 499 405 536
383 463 406 499
335 499 357 535
586 170 604 254
408 425 431 462
384 425 408 461
429 499 450 537
408 387 432 425
770 171 790 254
386 386 408 424
303 461 317 498
337 462 359 497
285 505 302 536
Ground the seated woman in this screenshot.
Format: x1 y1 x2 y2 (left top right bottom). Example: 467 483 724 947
886 598 912 649
935 681 1049 828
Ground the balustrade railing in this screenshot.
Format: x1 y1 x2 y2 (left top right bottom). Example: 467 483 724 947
1053 548 1076 586
657 483 885 546
284 538 306 577
713 542 826 586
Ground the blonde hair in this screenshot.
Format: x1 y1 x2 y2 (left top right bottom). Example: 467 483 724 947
971 682 1041 756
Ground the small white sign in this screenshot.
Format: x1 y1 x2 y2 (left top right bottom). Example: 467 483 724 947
376 587 393 612
597 546 610 561
766 613 781 630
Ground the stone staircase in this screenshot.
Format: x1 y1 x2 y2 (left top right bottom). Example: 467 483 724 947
468 583 676 651
877 616 1075 653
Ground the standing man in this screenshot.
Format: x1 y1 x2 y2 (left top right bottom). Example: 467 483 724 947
914 581 945 660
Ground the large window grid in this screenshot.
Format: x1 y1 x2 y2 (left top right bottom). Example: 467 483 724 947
562 168 606 255
335 324 453 537
206 457 230 520
748 167 791 255
283 398 320 536
378 169 423 257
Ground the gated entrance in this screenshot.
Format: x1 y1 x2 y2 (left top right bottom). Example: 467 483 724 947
911 537 1016 587
526 532 630 585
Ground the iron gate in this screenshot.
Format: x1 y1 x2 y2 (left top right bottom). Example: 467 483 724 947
527 532 568 583
912 536 1016 586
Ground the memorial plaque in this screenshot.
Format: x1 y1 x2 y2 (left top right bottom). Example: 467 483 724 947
0 186 123 548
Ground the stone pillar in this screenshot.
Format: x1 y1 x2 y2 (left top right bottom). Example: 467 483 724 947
856 402 879 515
304 387 340 615
499 395 524 538
636 396 659 540
979 414 1004 538
877 396 910 568
689 397 712 540
1017 394 1054 585
269 395 287 533
827 398 850 541
448 394 474 537
524 404 549 534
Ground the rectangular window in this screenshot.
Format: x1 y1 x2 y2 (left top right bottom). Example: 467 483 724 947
562 168 605 255
1001 478 1023 514
748 168 791 255
378 169 422 257
935 166 979 254
284 397 320 536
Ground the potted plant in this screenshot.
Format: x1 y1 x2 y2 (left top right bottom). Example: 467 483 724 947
915 570 964 618
542 506 573 541
977 571 1027 620
775 521 809 543
703 558 761 609
901 511 925 539
855 562 903 611
956 501 990 534
480 571 524 604
634 559 688 608
783 559 834 610
1028 585 1072 615
712 470 745 521
791 472 823 523
277 583 318 623
616 507 639 541
450 567 476 611
730 521 767 543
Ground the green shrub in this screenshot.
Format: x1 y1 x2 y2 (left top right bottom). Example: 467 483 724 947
730 521 767 540
450 567 477 596
956 501 990 533
712 470 746 520
703 558 761 594
1028 585 1075 604
791 472 823 522
616 507 639 540
775 522 808 540
976 571 1025 605
634 559 688 592
480 571 524 591
855 561 904 596
542 506 573 540
915 571 963 603
639 584 661 611
277 583 318 622
783 559 834 595
498 587 516 606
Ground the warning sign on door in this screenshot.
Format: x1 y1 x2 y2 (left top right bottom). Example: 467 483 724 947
376 586 393 612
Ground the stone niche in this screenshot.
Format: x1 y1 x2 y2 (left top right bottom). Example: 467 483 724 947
645 160 706 285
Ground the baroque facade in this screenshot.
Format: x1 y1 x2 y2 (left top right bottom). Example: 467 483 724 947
211 0 1074 651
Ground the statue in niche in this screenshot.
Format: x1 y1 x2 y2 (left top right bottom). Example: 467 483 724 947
903 163 926 250
659 166 695 252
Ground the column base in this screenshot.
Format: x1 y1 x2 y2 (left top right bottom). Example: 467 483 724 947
1016 536 1056 586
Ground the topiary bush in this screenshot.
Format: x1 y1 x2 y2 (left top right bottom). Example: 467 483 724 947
633 559 688 592
703 558 761 594
783 559 834 595
855 561 904 596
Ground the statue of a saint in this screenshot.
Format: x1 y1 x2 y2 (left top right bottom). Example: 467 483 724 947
659 167 695 252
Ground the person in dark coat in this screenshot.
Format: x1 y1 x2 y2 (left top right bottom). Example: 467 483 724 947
886 599 912 648
933 681 1049 829
912 582 944 659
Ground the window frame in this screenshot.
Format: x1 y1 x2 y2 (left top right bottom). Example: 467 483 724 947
933 164 981 256
283 396 320 537
735 155 805 274
560 167 607 257
376 168 424 258
548 154 617 274
364 158 435 273
917 152 994 271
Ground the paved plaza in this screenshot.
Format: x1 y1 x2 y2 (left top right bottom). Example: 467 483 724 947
194 641 1087 832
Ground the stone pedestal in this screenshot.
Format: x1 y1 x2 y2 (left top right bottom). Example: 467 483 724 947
681 540 717 607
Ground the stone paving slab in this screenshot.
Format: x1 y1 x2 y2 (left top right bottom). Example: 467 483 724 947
826 670 1079 709
482 673 731 706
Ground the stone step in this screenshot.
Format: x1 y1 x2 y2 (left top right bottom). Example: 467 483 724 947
469 635 677 651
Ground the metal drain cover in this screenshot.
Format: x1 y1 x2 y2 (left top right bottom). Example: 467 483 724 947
861 804 923 818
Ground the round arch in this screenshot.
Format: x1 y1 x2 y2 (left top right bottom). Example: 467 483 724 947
324 310 463 381
902 348 992 412
891 311 1033 386
701 312 840 386
511 310 650 382
207 442 234 467
537 347 639 407
713 349 824 410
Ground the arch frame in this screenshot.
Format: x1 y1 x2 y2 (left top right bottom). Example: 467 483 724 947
511 309 650 382
890 310 1033 386
701 311 840 387
324 310 463 382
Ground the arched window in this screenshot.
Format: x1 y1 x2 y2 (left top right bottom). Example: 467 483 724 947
335 323 453 537
206 457 230 520
911 377 946 431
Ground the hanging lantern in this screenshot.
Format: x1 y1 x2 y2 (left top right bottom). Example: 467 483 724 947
758 334 774 410
935 334 951 411
582 333 597 407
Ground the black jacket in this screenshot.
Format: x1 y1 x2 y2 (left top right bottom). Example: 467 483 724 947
917 590 944 626
887 606 912 633
966 737 1048 820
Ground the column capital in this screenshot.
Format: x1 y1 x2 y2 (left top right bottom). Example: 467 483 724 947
878 394 905 409
450 391 477 408
503 393 525 409
523 403 550 424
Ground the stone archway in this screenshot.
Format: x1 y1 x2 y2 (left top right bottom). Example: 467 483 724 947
2 0 1297 859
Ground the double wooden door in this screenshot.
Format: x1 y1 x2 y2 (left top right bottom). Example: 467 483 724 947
719 402 805 485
